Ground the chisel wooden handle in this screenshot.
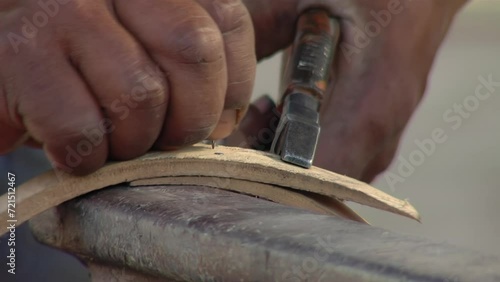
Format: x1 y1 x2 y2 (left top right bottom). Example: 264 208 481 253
280 9 341 103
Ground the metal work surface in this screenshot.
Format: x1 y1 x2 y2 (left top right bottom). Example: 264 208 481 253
31 185 500 281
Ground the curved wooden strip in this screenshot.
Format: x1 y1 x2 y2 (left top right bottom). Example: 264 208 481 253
0 144 419 236
131 176 368 224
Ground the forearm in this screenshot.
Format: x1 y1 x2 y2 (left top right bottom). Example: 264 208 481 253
241 0 472 179
243 0 470 60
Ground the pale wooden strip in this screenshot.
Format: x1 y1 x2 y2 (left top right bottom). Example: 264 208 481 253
0 144 419 236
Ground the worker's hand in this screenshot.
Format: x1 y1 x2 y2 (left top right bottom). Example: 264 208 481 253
240 0 468 182
0 0 256 174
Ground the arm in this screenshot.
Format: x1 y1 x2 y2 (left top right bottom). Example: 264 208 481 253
243 0 469 181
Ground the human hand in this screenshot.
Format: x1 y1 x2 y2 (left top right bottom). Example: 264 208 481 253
239 0 468 182
0 0 256 174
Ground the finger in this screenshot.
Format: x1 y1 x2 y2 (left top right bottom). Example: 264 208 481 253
196 0 257 139
11 51 107 175
66 2 168 160
115 0 227 148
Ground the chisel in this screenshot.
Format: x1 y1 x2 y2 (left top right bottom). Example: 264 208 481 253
270 8 341 168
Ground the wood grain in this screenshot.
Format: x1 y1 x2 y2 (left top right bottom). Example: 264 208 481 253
0 144 419 236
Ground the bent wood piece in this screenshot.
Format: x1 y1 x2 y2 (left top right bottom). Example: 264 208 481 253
0 144 419 236
131 176 368 223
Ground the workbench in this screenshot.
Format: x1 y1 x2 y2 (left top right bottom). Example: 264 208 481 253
30 184 500 282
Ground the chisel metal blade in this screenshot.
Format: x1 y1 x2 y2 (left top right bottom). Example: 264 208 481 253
271 92 320 168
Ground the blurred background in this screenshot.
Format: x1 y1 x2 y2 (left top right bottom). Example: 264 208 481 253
254 0 500 256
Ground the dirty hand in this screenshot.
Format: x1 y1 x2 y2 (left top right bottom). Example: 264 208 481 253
241 0 468 182
0 0 256 174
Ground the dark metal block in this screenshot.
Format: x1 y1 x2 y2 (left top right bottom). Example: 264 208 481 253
30 185 500 281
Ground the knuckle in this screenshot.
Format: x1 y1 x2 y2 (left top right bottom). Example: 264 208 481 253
58 1 101 23
128 70 168 110
133 88 167 110
0 29 42 57
168 20 224 65
210 0 252 34
99 68 168 112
